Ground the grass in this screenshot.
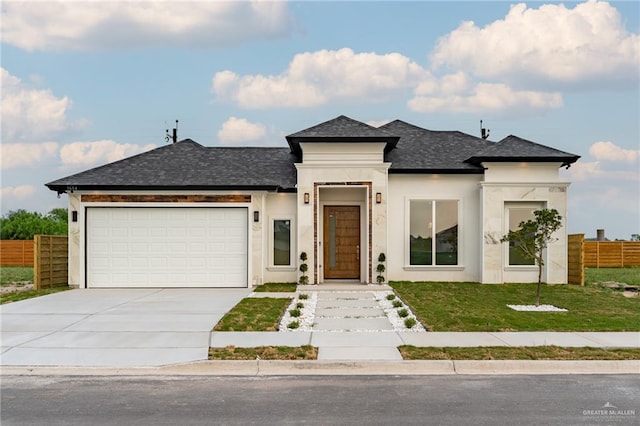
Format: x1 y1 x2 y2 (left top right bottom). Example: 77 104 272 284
213 297 291 331
209 345 318 360
0 266 34 285
399 346 640 360
0 287 70 304
585 267 640 286
252 282 297 292
391 281 640 332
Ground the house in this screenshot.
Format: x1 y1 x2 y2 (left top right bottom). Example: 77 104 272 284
46 115 580 288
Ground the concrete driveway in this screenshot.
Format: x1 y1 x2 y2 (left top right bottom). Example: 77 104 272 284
0 288 250 367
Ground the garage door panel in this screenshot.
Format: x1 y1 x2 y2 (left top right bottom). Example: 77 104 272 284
87 207 248 288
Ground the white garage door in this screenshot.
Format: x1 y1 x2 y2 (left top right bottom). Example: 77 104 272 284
87 207 248 288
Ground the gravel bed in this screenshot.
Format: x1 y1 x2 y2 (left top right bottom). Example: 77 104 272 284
373 291 426 332
507 304 568 312
278 292 318 332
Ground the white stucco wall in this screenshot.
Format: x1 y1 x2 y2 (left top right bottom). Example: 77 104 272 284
296 142 390 284
263 192 298 284
387 174 483 282
67 193 81 288
480 162 570 284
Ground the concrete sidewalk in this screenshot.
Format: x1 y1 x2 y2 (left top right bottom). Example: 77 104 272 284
210 331 640 361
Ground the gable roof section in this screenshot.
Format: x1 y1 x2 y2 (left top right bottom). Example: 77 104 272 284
286 115 399 156
465 135 580 167
381 120 491 173
46 139 297 193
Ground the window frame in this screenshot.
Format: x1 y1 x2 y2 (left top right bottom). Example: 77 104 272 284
404 198 462 269
269 216 295 270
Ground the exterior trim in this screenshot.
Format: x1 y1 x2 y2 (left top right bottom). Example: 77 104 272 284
81 194 251 203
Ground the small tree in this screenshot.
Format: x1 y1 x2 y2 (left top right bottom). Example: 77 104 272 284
500 208 562 306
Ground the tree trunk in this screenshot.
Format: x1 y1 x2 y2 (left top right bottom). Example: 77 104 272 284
536 260 543 306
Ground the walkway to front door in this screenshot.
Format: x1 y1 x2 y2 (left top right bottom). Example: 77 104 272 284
323 206 360 280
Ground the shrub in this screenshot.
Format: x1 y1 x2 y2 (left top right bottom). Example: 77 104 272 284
404 318 417 328
386 294 396 300
397 308 409 318
299 293 308 300
287 321 300 329
296 302 304 309
289 308 301 317
392 300 403 308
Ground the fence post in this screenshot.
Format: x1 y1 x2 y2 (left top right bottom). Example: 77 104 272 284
49 236 53 288
34 236 40 290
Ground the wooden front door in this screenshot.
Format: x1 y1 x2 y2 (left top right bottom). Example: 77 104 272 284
323 206 360 279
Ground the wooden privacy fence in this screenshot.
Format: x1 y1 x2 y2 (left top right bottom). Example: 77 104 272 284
34 235 68 289
567 234 584 285
0 240 34 266
584 241 640 267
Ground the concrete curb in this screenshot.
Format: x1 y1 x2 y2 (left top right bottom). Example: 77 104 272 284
2 360 638 376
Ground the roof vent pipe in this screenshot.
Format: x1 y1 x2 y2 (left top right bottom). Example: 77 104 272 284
166 120 179 144
480 120 490 140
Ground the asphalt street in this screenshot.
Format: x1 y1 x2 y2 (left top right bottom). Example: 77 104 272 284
1 375 638 425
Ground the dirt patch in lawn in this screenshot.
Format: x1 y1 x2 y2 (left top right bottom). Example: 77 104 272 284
209 345 318 360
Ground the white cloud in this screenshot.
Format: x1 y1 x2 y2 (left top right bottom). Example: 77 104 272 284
1 68 77 141
1 1 294 51
59 140 156 168
409 82 563 115
213 48 564 115
217 117 267 145
0 142 59 169
589 141 639 163
564 160 639 182
212 48 428 108
430 1 640 87
0 185 36 200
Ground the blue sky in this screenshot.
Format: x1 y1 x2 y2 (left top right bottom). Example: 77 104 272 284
1 0 639 239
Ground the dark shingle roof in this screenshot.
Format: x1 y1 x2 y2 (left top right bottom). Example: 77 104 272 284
46 118 580 193
286 115 399 156
465 135 580 167
46 139 297 193
381 120 491 173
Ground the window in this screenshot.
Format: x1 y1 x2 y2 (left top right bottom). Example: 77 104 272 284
409 200 458 266
273 219 291 266
506 204 538 266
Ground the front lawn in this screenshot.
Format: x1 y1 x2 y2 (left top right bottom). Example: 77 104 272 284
391 282 639 332
0 266 34 285
209 345 318 360
399 346 640 360
213 297 292 331
0 287 70 304
585 267 640 285
253 282 297 292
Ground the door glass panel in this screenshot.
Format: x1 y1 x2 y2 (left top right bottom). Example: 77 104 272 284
409 200 432 265
329 214 336 268
508 207 536 265
435 201 458 265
